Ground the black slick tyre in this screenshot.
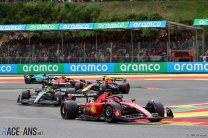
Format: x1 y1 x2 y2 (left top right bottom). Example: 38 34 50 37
21 90 31 105
145 101 164 122
103 102 122 123
60 101 78 119
54 92 63 106
119 83 130 94
24 75 32 84
21 90 31 99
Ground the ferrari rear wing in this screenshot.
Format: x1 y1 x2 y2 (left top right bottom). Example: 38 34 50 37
66 92 97 98
66 91 97 103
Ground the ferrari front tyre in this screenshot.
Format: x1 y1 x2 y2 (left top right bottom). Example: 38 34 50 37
60 101 78 119
103 102 122 123
119 83 130 94
145 101 164 122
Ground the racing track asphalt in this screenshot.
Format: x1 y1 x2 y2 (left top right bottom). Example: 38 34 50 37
0 80 208 138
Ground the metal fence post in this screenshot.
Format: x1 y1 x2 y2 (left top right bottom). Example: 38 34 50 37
131 30 134 62
110 42 112 62
195 29 198 61
84 43 86 63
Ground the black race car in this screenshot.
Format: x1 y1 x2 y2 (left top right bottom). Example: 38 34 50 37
24 74 80 89
76 76 130 94
24 74 55 84
17 86 75 106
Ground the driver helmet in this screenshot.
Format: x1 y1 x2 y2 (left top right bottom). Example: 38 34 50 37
103 76 112 83
44 86 53 93
61 75 66 79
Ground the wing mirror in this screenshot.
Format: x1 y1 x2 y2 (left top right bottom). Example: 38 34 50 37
131 99 136 103
101 99 107 102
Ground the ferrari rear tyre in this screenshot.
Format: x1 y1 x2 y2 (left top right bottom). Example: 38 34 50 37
60 101 78 119
119 83 130 94
104 105 115 123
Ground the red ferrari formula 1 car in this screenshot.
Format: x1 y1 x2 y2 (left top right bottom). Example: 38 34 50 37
24 74 76 87
60 91 174 123
44 76 80 88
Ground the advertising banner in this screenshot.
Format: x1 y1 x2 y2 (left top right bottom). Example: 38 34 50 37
0 25 26 31
0 64 17 74
167 62 208 73
18 64 64 74
129 21 166 28
193 19 208 26
64 63 114 73
59 23 93 30
26 24 59 30
114 62 167 73
93 22 129 29
2 62 208 74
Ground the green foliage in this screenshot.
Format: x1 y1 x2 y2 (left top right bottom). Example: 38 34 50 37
148 13 163 20
0 1 208 38
1 1 208 24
